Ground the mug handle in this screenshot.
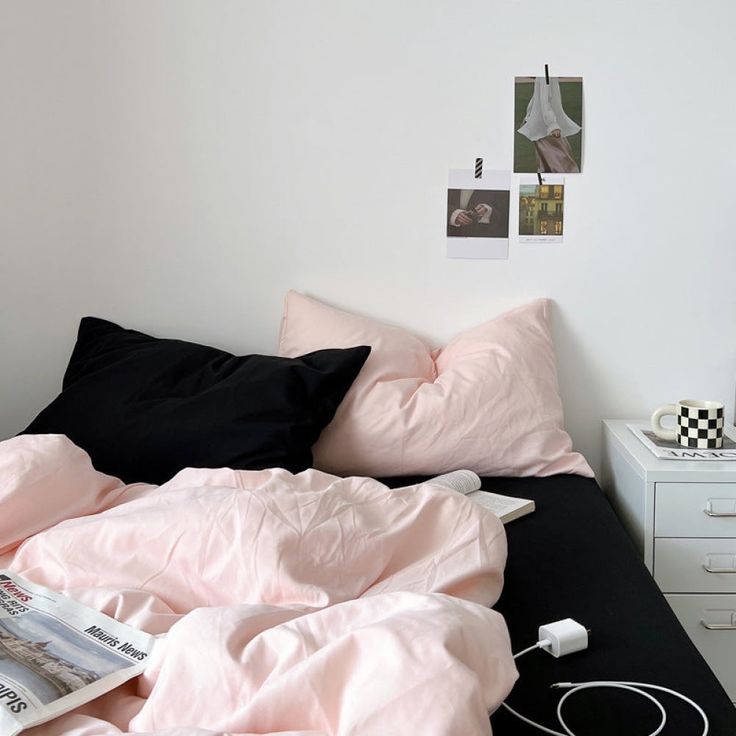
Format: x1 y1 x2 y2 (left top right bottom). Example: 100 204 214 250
651 404 677 441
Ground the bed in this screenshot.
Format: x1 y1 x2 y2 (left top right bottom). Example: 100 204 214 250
8 292 736 734
383 474 736 735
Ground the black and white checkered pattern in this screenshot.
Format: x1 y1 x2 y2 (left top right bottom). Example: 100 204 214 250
677 404 724 448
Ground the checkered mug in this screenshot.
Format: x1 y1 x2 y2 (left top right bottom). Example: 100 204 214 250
651 400 725 449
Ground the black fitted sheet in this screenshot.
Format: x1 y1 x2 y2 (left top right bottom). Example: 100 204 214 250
382 474 736 735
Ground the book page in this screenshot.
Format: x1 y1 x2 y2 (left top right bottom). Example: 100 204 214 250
467 491 534 523
423 472 533 523
427 470 481 495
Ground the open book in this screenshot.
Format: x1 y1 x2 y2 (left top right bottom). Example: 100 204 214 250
428 470 535 524
0 571 157 735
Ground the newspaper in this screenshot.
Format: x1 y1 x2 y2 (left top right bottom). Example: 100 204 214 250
627 422 736 461
0 571 157 735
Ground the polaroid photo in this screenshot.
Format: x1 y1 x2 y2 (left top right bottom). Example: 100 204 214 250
447 169 510 259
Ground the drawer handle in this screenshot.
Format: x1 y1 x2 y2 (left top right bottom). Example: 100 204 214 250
700 620 736 630
703 498 736 516
702 564 736 574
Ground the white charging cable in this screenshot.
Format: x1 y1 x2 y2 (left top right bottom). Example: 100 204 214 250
502 619 709 736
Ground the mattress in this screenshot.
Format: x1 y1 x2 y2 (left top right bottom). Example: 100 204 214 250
384 474 736 735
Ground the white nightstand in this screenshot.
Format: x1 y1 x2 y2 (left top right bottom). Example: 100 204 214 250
601 419 736 705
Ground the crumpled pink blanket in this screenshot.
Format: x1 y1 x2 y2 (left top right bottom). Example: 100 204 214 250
1 435 516 736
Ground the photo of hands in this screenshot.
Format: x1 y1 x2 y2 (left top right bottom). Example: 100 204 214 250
446 169 510 260
446 189 509 239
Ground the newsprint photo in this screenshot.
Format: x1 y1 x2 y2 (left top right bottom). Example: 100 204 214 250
0 571 157 734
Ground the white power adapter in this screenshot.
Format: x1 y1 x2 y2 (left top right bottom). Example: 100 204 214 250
504 619 709 736
537 618 589 658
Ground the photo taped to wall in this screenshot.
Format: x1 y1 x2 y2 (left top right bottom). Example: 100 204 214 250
514 76 583 174
518 175 564 243
447 169 510 259
446 189 510 239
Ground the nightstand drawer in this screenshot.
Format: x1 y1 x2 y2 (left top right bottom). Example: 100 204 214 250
655 482 736 537
655 538 736 593
665 594 736 701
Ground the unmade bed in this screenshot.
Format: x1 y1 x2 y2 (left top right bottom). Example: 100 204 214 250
381 474 736 735
5 451 735 735
8 292 736 734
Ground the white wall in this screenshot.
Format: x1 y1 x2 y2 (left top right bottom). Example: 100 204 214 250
2 0 735 474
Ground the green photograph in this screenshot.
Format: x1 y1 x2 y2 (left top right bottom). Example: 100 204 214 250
514 77 583 173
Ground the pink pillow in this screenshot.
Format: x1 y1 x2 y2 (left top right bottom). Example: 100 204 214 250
278 291 593 478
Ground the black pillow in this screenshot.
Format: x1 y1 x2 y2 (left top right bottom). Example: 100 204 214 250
24 317 370 484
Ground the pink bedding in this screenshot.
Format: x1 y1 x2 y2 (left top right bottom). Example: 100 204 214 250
2 435 516 736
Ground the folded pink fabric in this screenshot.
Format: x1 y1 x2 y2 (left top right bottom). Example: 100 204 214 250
279 291 592 478
0 434 125 555
5 435 517 735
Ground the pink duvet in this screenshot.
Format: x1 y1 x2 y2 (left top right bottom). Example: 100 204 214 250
2 435 517 736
